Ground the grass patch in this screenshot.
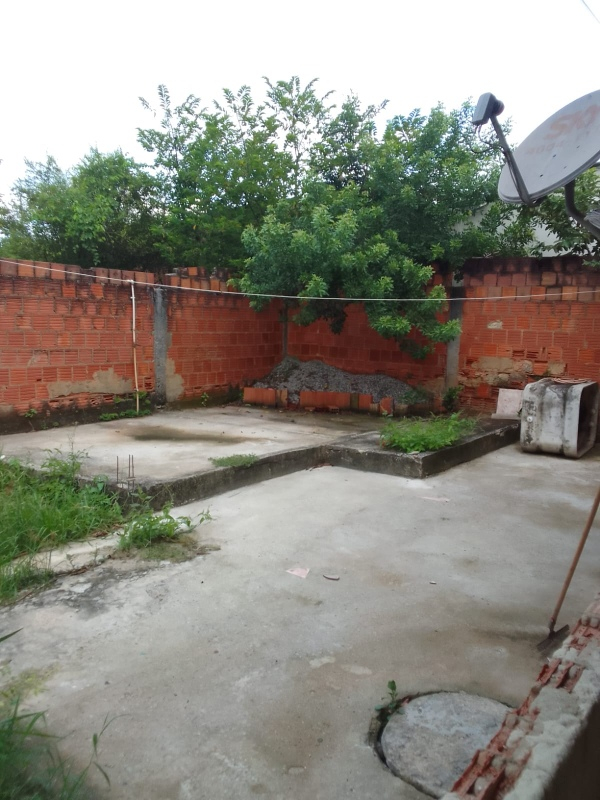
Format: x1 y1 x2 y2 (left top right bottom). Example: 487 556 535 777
0 631 111 800
129 538 197 562
0 449 214 599
210 454 258 468
380 413 477 453
0 699 111 800
0 562 54 604
0 450 124 601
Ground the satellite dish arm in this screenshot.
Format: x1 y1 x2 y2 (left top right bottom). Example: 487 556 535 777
489 115 535 207
564 181 600 239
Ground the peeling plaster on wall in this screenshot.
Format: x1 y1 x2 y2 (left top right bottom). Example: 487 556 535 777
48 368 133 400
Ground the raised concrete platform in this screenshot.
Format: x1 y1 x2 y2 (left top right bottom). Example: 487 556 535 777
0 408 518 507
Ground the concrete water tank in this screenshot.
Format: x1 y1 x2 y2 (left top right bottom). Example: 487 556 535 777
520 379 599 458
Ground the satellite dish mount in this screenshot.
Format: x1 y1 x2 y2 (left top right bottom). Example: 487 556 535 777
473 91 600 240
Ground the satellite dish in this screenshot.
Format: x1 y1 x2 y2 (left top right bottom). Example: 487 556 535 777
498 91 600 203
473 91 600 240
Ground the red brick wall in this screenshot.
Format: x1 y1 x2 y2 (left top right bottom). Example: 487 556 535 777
459 257 600 411
3 256 600 424
287 303 447 392
164 275 282 401
0 260 283 425
0 260 155 416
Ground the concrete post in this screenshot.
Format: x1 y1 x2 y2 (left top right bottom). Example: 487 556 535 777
153 287 168 405
445 287 464 388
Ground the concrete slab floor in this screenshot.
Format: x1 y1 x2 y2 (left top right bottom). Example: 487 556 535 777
0 406 385 484
2 444 600 799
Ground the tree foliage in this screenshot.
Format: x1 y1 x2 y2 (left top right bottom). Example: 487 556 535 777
240 182 460 352
0 151 160 269
523 169 600 258
2 76 597 349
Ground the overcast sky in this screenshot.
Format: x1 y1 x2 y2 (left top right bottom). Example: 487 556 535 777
2 0 599 198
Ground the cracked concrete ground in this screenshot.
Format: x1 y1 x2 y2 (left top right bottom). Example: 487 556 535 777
2 425 600 799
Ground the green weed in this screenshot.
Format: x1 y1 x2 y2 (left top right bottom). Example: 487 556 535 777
442 385 462 413
118 506 211 551
374 679 404 721
0 562 54 604
386 680 398 704
210 454 258 468
99 409 152 422
400 387 431 406
380 413 477 453
0 631 111 799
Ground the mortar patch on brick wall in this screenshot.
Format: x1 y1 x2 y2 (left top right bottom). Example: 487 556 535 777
165 358 184 402
476 356 516 373
48 367 133 400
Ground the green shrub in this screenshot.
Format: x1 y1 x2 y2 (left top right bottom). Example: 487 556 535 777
442 385 462 413
380 413 477 453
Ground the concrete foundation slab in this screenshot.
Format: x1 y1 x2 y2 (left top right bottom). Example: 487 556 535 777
2 444 600 799
0 409 519 508
0 406 386 484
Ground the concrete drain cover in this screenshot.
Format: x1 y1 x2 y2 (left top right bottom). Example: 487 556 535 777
380 692 508 798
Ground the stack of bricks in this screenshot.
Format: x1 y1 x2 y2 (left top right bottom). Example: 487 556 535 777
459 257 600 412
242 386 402 415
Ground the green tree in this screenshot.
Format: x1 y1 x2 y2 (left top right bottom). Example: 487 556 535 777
0 157 71 262
310 94 386 190
138 83 292 269
67 149 160 269
368 103 533 266
264 76 334 200
0 151 159 269
237 98 527 353
239 183 460 355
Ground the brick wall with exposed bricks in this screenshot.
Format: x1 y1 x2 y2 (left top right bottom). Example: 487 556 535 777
164 270 283 401
0 260 155 417
460 256 600 412
0 261 283 423
2 256 600 426
286 302 447 393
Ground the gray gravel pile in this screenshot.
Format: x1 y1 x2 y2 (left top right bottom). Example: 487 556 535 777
254 357 426 404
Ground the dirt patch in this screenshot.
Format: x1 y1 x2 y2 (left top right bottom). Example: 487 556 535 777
253 358 426 404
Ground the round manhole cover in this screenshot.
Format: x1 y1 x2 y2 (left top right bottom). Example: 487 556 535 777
380 692 508 798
